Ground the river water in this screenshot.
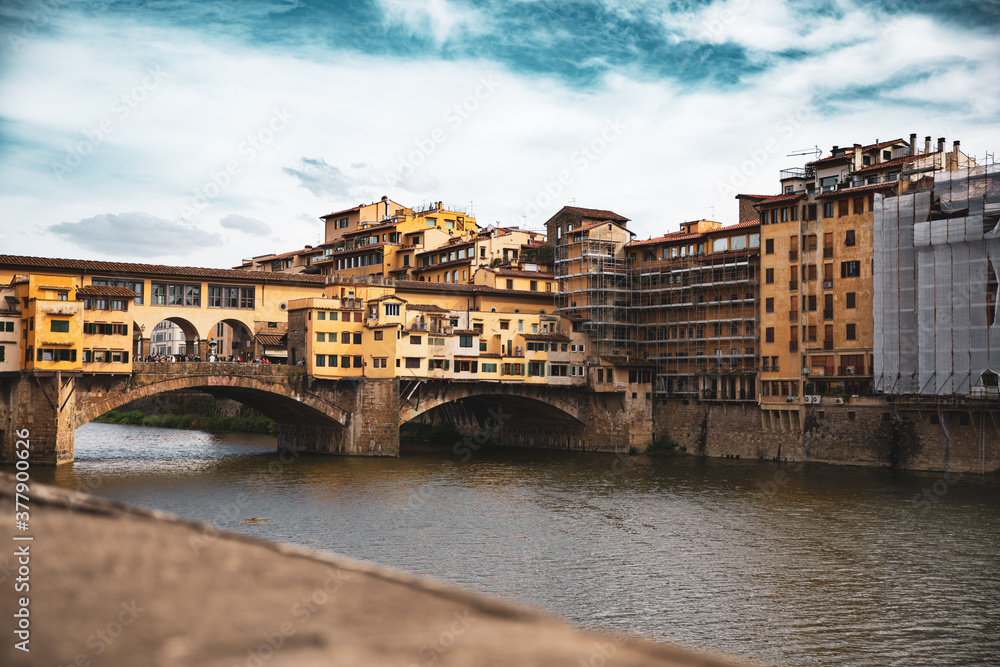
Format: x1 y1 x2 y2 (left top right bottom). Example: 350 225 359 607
28 423 1000 666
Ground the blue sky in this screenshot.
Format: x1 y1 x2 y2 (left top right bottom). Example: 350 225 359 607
1 0 998 266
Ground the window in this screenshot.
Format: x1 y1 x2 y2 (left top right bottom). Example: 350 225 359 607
804 235 817 252
713 238 727 252
92 278 144 305
50 320 70 333
765 239 774 255
823 202 835 218
790 206 798 221
340 332 350 344
765 268 774 284
352 332 362 345
342 355 351 368
765 327 774 343
506 279 514 290
481 362 497 373
316 355 326 367
409 335 422 344
838 200 849 217
374 330 383 341
208 285 254 309
328 355 338 367
749 233 759 248
317 332 326 342
385 303 400 316
530 280 538 291
765 297 774 313
2 321 12 332
318 311 326 320
354 356 363 368
841 261 861 278
499 320 509 330
846 323 856 340
846 292 856 309
459 335 473 348
329 312 338 321
845 230 856 247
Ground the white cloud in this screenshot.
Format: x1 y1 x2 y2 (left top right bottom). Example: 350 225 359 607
47 212 221 257
375 0 486 46
219 214 272 236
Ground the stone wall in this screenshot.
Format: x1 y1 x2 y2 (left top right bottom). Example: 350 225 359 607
654 397 1000 473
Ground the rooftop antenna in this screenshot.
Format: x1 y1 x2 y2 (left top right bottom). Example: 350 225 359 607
787 146 822 159
708 206 715 220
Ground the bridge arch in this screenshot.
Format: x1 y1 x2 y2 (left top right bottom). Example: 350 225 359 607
208 317 255 359
398 382 586 426
76 370 351 431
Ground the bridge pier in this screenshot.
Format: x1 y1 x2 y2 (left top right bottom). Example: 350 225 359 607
1 373 76 465
278 377 400 457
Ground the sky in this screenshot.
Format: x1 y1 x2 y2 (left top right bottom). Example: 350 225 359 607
0 0 998 268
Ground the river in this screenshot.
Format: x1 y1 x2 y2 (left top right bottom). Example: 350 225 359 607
27 422 1000 666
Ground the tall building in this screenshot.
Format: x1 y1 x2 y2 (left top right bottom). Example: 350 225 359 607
627 220 761 400
749 134 977 425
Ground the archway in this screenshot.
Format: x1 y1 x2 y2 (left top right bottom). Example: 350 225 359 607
209 318 255 361
148 316 202 359
400 389 587 453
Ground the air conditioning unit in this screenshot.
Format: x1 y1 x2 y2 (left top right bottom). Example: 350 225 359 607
846 366 855 375
279 302 287 311
835 397 844 404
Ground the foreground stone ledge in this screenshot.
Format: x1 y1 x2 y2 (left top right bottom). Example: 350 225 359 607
0 473 765 667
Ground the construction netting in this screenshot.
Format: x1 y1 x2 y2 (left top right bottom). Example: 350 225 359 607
874 164 1000 395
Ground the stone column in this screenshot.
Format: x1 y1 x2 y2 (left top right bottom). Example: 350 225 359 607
1 373 76 465
141 337 151 359
198 339 210 360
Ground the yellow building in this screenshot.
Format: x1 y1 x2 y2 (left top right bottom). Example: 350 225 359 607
751 133 977 421
0 281 22 373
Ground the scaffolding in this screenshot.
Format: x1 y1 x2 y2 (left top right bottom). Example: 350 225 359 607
632 249 759 400
553 221 759 401
554 228 633 358
874 164 1000 397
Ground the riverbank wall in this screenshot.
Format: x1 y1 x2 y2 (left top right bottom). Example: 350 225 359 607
653 397 1000 473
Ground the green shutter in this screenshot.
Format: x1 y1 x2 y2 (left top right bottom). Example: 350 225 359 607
471 361 477 373
121 351 127 363
444 359 450 371
0 345 4 362
71 349 77 363
37 349 43 362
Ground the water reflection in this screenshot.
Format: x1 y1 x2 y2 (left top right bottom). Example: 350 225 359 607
22 423 1000 667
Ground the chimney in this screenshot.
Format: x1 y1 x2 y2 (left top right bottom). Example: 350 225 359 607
909 133 917 155
952 140 961 170
924 136 931 154
832 145 839 154
853 143 862 169
937 137 946 154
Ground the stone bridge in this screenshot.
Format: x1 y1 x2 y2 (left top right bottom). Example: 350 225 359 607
1 364 652 464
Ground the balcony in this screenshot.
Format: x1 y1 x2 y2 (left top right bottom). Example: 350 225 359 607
780 167 813 180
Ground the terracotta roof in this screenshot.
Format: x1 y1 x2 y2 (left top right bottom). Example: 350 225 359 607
862 138 905 152
854 152 939 174
815 182 896 199
256 334 287 347
415 241 473 257
756 193 806 206
479 353 501 358
411 257 473 272
489 268 555 278
734 194 775 200
367 294 406 303
343 222 397 237
406 303 449 312
806 153 854 167
0 255 328 285
560 206 629 222
320 205 361 219
627 220 758 248
570 220 633 235
452 329 479 336
77 285 140 298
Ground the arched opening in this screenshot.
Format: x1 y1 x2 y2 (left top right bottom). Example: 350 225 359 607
132 320 143 358
209 318 255 361
400 393 585 454
147 317 202 360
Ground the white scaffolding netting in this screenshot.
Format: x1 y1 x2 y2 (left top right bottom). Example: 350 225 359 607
874 164 1000 396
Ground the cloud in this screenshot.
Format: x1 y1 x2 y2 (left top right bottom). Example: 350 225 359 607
219 213 272 236
283 157 391 199
47 212 221 257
